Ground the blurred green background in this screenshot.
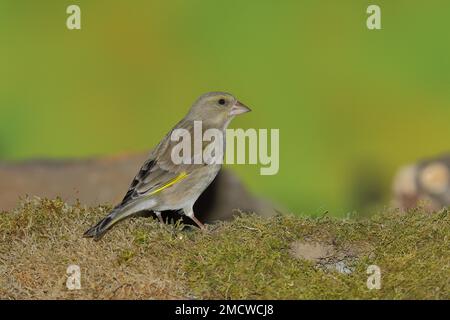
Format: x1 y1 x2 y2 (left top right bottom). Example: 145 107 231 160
1 1 449 216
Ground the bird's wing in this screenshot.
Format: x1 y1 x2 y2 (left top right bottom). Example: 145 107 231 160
119 157 187 206
119 119 208 206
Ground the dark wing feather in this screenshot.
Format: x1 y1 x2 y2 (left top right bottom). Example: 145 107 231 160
120 157 156 205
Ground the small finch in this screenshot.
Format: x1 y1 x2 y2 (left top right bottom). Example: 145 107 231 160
83 92 251 240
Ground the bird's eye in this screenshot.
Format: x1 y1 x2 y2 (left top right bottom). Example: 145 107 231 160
218 98 226 105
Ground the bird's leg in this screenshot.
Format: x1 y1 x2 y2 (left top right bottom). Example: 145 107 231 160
155 211 165 224
184 207 205 229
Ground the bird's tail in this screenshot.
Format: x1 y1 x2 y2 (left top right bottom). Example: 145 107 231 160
83 205 132 241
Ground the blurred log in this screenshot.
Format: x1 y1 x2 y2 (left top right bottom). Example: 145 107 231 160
0 153 276 222
392 153 450 212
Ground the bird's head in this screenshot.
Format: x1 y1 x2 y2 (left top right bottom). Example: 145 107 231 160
187 92 251 127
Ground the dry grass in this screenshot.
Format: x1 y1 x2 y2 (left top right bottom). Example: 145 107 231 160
0 197 449 299
0 198 185 299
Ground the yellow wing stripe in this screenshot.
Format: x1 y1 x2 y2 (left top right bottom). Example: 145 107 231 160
148 172 188 196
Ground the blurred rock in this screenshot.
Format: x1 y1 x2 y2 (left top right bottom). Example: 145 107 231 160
0 153 276 222
392 153 450 212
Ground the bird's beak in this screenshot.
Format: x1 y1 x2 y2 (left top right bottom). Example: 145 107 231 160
230 101 252 116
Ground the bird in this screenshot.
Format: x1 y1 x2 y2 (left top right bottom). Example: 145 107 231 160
83 92 251 240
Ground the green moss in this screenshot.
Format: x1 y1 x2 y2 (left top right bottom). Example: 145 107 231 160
118 249 135 264
1 198 448 299
149 211 449 299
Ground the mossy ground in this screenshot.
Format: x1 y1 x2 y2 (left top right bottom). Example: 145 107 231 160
0 197 448 299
